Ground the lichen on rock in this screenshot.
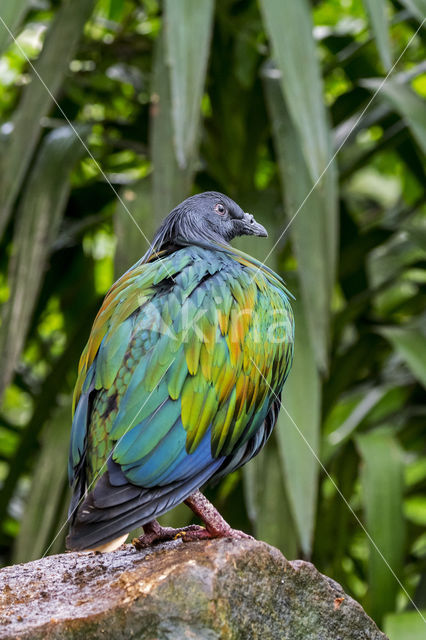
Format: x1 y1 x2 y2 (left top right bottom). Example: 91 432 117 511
0 538 388 640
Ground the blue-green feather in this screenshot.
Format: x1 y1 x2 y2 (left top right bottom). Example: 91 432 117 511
67 242 294 550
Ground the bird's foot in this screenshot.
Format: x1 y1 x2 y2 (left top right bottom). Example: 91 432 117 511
133 490 253 550
171 525 251 542
132 521 251 550
132 520 206 550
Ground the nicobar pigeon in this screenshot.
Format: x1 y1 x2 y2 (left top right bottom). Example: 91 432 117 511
67 192 294 552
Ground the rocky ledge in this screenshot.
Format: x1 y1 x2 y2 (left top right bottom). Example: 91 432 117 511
0 538 387 639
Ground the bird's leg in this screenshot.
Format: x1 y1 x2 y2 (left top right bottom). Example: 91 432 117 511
183 490 252 540
132 519 205 550
132 491 252 550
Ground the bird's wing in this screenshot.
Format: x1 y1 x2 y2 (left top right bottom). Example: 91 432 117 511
68 249 190 491
67 245 293 549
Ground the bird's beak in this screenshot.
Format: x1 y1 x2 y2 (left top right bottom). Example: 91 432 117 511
242 212 268 238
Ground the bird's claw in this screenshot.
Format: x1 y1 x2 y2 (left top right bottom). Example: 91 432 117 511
132 523 206 550
132 524 253 550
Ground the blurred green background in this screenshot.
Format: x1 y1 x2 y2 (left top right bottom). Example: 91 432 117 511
0 0 425 634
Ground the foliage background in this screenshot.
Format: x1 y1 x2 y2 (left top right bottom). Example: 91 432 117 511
0 0 425 635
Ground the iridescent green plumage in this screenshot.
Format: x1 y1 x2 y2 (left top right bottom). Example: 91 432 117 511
67 193 294 551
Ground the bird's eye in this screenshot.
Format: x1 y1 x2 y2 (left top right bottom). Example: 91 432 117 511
214 203 227 216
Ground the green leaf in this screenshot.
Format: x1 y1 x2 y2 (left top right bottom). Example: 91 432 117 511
264 67 336 371
275 293 321 556
0 0 95 238
399 0 426 22
104 0 125 22
326 387 387 451
362 0 392 71
362 78 426 154
384 609 426 640
380 326 426 389
0 125 89 399
259 0 335 187
0 0 29 56
243 433 298 558
164 0 214 169
114 179 158 276
151 30 194 220
316 442 359 583
114 31 197 276
13 402 71 563
356 428 405 623
0 294 96 536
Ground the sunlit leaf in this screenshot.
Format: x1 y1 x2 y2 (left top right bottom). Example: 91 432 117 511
362 78 426 154
380 326 426 389
356 428 405 623
104 0 125 22
384 610 426 640
0 0 95 237
0 0 29 56
0 125 88 398
275 293 321 557
362 0 392 71
164 0 214 168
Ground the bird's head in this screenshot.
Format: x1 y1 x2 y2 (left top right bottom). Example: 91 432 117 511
148 191 267 257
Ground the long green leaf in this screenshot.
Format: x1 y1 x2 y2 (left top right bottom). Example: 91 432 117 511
326 387 387 451
0 0 29 56
0 294 97 540
362 78 426 154
13 403 71 563
0 0 95 238
151 30 194 220
275 292 321 557
259 1 339 345
384 610 426 640
164 0 214 169
114 28 197 276
0 125 88 399
399 0 426 22
380 326 426 389
114 179 158 276
243 432 298 559
259 0 335 187
362 0 392 71
356 428 405 624
264 67 335 370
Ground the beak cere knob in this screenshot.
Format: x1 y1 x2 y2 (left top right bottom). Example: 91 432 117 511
243 211 268 238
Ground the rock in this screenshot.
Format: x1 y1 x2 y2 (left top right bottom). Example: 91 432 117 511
0 538 387 640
